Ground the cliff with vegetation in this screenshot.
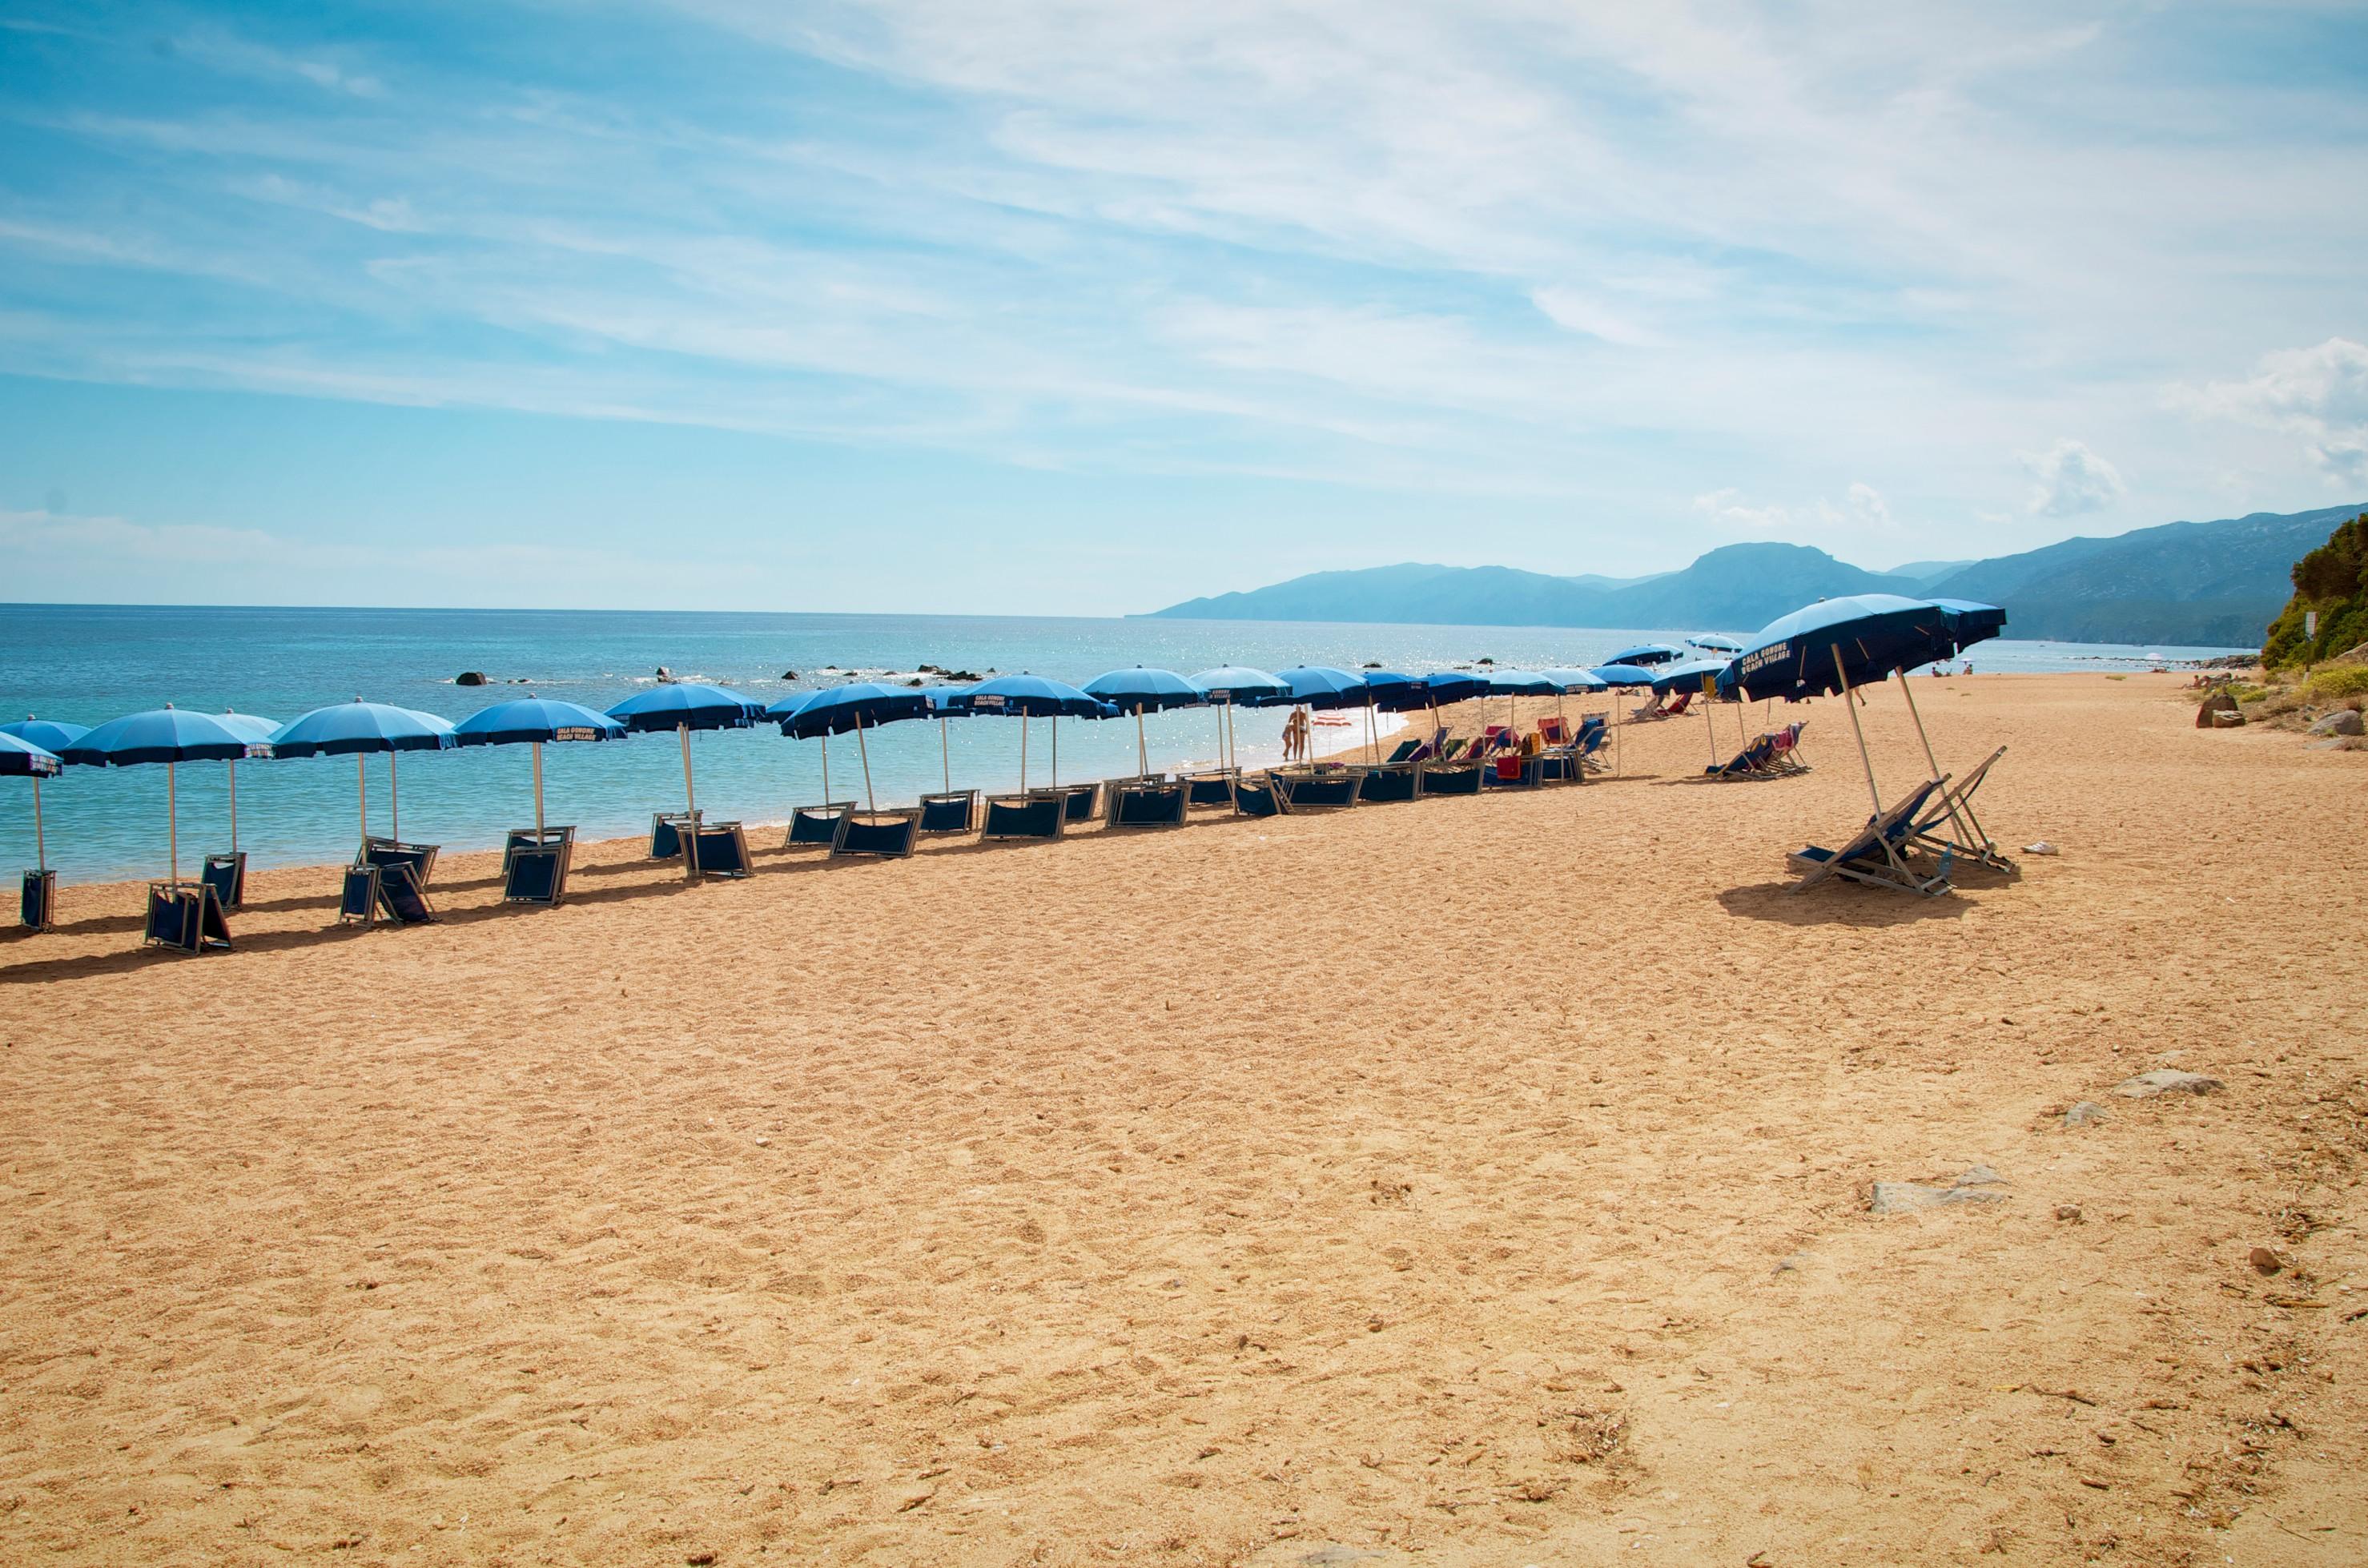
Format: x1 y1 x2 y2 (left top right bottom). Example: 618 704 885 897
2261 511 2368 669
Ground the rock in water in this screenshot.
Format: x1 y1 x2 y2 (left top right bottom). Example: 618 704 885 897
2306 710 2364 737
456 670 488 686
2112 1069 2222 1098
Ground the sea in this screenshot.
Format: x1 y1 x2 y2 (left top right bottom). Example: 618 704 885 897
0 605 2256 885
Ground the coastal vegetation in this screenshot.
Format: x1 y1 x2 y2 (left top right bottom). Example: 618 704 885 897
2261 511 2368 669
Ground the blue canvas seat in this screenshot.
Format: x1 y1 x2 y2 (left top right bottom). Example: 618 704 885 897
202 850 246 910
364 837 440 889
830 810 919 859
21 868 57 931
1418 760 1483 796
1789 778 1954 896
1050 783 1100 822
983 793 1064 839
694 820 755 875
1358 763 1418 802
1907 746 2012 871
786 802 854 848
145 881 231 953
1182 770 1237 808
649 811 697 860
1109 780 1187 826
1279 769 1361 807
1482 754 1544 789
1233 774 1289 818
919 790 977 834
504 844 569 905
505 825 576 868
376 860 436 924
338 864 380 926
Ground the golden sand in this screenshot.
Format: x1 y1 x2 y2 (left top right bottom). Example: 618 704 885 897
2 673 2361 1566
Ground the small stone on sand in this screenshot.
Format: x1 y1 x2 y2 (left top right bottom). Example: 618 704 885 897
2062 1101 2107 1127
2112 1069 2222 1098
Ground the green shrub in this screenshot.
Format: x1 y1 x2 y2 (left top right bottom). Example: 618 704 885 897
2300 665 2368 703
2264 512 2368 668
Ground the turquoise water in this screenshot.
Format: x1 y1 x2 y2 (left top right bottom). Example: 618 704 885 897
0 605 2252 884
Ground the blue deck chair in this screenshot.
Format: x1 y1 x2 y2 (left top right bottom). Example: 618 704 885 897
338 863 380 926
919 790 977 834
786 802 854 848
364 838 440 889
694 820 755 874
830 810 919 859
649 811 696 860
1419 760 1484 796
505 825 576 870
1279 769 1361 808
1483 753 1545 788
1233 774 1289 818
1182 770 1238 808
1358 763 1418 802
375 860 436 924
505 845 569 905
1789 778 1954 896
983 793 1064 840
145 881 231 953
1382 738 1422 763
1045 783 1100 823
202 850 246 910
21 869 57 931
1109 780 1187 827
1908 746 2012 871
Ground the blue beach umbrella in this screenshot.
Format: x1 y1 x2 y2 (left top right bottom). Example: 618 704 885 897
1083 668 1205 774
1607 643 1684 667
957 674 1112 792
1270 666 1368 765
59 706 272 883
2 732 63 883
608 681 760 825
4 720 87 888
1688 633 1745 653
271 699 457 847
1650 658 1734 696
1588 665 1661 688
1932 599 2008 656
773 683 935 813
1357 671 1426 712
453 697 626 836
1414 671 1487 705
209 709 282 862
1188 666 1288 775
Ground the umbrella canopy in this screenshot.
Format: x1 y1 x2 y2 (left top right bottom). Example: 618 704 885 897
1715 595 1954 702
1082 667 1205 713
606 681 762 731
213 711 280 748
0 718 90 755
1538 667 1609 693
1414 670 1487 705
1483 669 1559 695
452 698 625 746
1588 664 1662 689
59 706 263 767
1359 671 1429 712
1687 633 1745 653
775 682 935 738
1650 657 1735 696
958 673 1113 718
0 731 62 778
1271 666 1369 710
1187 666 1289 704
1606 643 1684 666
269 700 457 757
1932 599 2008 654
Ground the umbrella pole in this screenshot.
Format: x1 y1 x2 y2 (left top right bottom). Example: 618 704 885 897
1833 645 1883 814
33 775 45 874
1020 714 1028 793
856 714 876 814
1894 666 1973 843
942 717 951 792
822 734 830 804
357 754 368 847
1051 714 1059 788
167 760 178 883
533 742 545 836
389 752 400 842
1706 688 1718 767
1614 692 1623 777
1136 705 1148 776
227 760 239 858
678 721 696 818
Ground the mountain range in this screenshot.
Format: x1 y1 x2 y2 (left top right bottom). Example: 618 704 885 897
1144 504 2364 646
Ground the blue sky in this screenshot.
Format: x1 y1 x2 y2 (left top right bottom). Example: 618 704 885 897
2 0 2365 612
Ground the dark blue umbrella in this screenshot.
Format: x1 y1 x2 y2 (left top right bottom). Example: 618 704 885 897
1932 599 2008 655
1588 665 1660 688
1415 670 1486 704
957 675 1112 792
1650 657 1734 696
1718 594 1956 810
59 706 273 882
1481 669 1557 730
1539 668 1609 693
1084 668 1205 774
1687 633 1744 653
1607 643 1684 666
453 697 626 835
1272 666 1368 709
773 683 935 813
1 717 90 755
1188 666 1288 775
1358 671 1426 712
608 681 760 825
2 733 62 880
271 699 458 846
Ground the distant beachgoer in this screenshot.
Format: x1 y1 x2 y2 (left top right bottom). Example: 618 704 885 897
1961 660 1972 676
656 665 673 682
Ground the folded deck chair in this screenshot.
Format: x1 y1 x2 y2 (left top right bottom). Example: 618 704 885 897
786 801 854 848
831 811 917 858
1485 753 1544 788
338 863 381 927
1383 738 1422 763
202 850 246 911
1357 762 1419 802
1110 779 1188 827
145 880 231 953
504 844 569 905
918 790 978 834
983 793 1064 840
1182 770 1239 808
21 868 57 932
1574 727 1611 772
1233 773 1289 818
364 837 440 890
1055 782 1101 823
649 810 697 860
505 825 576 870
1418 759 1484 796
1789 778 1954 896
1906 746 2012 870
374 860 437 924
1436 737 1469 762
694 819 756 874
1631 692 1666 722
1278 770 1361 808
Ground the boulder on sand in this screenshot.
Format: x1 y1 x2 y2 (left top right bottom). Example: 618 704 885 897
2306 710 2364 737
2195 690 2237 728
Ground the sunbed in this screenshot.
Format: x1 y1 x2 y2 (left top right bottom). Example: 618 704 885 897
1484 753 1544 789
21 868 57 932
649 810 697 860
1181 770 1239 809
1276 767 1362 808
1417 758 1484 796
1357 762 1420 802
145 880 231 953
1906 746 2012 871
1788 778 1954 896
1232 774 1289 818
202 850 246 911
694 819 756 874
983 793 1064 840
364 837 440 890
918 790 978 834
1108 779 1188 827
786 801 855 848
504 828 574 906
1050 782 1101 824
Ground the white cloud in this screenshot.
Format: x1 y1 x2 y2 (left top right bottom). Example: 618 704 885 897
2021 438 2125 517
1529 287 1661 348
2172 338 2368 487
1846 481 1895 531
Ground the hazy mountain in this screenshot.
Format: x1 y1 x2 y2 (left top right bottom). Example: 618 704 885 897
1145 504 2362 646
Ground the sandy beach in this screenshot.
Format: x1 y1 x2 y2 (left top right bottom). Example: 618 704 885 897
2 671 2361 1566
